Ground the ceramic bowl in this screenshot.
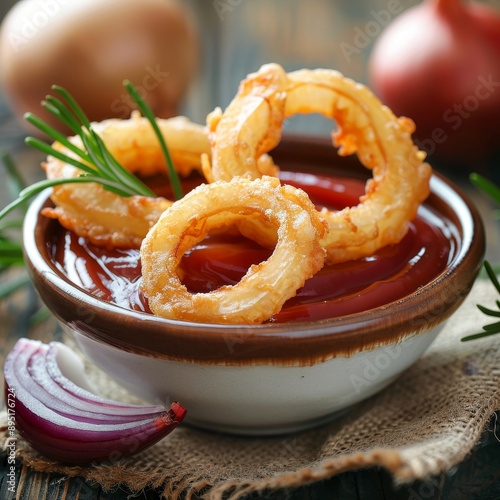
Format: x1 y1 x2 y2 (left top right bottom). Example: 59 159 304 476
23 135 485 435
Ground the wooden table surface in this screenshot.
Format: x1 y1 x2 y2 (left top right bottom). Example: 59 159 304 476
1 1 500 495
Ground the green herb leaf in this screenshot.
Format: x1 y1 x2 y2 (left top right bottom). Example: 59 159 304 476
461 329 500 342
123 80 183 200
470 173 500 206
52 85 91 129
24 112 92 163
2 151 27 201
483 260 500 294
464 171 500 342
0 247 24 266
0 154 26 271
462 260 500 341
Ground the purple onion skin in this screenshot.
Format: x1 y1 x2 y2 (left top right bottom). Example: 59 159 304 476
3 338 187 464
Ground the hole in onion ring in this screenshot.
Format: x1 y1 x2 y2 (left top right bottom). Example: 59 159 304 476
140 176 327 324
204 63 432 264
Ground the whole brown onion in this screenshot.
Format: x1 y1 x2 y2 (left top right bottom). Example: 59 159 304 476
369 0 500 170
0 0 199 133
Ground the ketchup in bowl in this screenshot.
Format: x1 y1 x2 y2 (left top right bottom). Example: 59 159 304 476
50 170 451 323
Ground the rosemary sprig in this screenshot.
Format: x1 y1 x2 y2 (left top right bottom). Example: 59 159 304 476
463 172 500 341
0 81 182 221
462 260 500 341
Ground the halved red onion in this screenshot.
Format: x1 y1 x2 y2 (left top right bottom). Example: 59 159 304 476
3 338 186 464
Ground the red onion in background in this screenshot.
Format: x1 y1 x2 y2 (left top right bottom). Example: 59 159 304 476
369 0 500 170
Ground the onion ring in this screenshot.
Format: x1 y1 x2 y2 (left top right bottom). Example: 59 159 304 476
201 67 286 183
203 63 432 263
42 112 208 248
42 112 279 248
140 176 327 324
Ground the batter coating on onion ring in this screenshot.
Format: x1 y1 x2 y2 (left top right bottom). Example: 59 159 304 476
204 63 432 264
42 113 208 248
201 67 287 183
42 112 278 248
140 176 327 324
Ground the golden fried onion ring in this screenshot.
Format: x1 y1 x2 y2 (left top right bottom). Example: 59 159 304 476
203 63 432 264
42 113 208 248
42 112 278 248
200 68 286 183
140 176 327 324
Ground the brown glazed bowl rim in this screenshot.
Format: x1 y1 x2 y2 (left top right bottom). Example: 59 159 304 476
23 135 485 365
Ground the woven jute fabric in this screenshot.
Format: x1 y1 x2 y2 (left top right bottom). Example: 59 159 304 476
1 279 499 499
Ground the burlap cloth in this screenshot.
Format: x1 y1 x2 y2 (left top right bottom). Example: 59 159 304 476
1 278 499 499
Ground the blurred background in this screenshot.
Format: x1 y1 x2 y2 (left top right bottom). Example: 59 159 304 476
1 0 404 130
0 0 419 139
2 0 500 185
3 0 500 259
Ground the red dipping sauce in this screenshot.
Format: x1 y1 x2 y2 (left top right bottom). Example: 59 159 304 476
51 171 451 323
